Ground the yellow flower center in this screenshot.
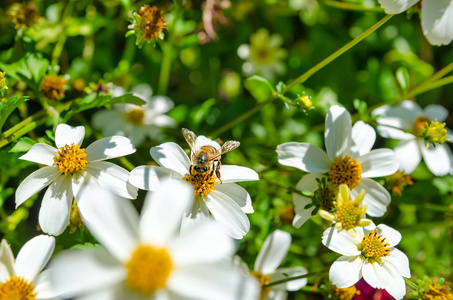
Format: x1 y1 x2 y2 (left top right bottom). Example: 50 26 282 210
328 155 362 190
125 244 173 296
69 199 84 234
182 172 218 198
333 285 360 300
424 120 449 147
336 201 362 231
413 116 430 135
385 170 413 196
423 282 453 300
127 108 145 125
53 143 88 175
359 229 391 260
0 276 37 300
251 271 272 300
139 5 168 42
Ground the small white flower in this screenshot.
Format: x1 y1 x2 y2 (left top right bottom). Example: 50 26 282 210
372 100 453 176
0 235 59 300
378 0 453 46
322 224 411 300
129 136 259 239
15 123 138 236
246 230 308 300
277 105 399 228
49 179 259 300
92 84 176 146
238 28 287 80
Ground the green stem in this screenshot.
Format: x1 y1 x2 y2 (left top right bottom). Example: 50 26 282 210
263 269 329 288
0 117 47 148
404 278 419 291
119 157 135 171
321 0 385 12
423 61 453 85
262 175 313 196
211 14 394 137
157 42 173 95
400 76 453 100
2 110 47 139
284 14 393 92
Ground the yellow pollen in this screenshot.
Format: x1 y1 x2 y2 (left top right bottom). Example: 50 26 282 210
333 285 360 300
125 244 172 296
53 143 88 175
0 276 37 300
386 170 413 196
413 116 430 135
423 282 453 300
69 199 84 234
328 155 362 189
360 229 391 259
182 172 218 198
251 271 272 300
127 108 145 125
424 120 450 147
336 201 362 231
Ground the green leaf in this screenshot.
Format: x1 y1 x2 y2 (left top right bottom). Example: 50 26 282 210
396 66 410 92
190 98 216 128
9 137 36 153
0 96 29 132
0 53 49 88
276 81 286 94
244 75 275 102
111 93 146 105
25 53 49 86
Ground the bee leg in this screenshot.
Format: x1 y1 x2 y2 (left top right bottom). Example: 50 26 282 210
215 161 222 183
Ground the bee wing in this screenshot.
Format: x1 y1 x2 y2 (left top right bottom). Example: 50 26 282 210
181 128 198 153
211 140 240 160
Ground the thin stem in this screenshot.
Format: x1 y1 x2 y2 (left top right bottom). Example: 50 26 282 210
2 110 47 138
119 157 135 172
400 76 453 100
157 42 173 95
423 61 453 85
262 175 313 197
211 14 394 137
321 0 385 12
404 278 419 291
0 117 47 148
263 269 329 288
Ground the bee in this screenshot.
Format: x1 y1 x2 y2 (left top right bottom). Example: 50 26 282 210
182 128 240 182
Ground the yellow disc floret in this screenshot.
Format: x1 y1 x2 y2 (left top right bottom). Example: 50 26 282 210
328 155 362 190
251 271 272 300
53 143 88 175
0 276 37 300
127 108 145 125
182 172 218 198
423 120 450 148
359 229 391 260
125 244 173 296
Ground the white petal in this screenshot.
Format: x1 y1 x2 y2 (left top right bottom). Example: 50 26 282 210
169 221 234 266
381 261 407 300
34 270 59 299
215 183 254 213
358 149 399 177
377 0 418 13
76 179 139 263
194 135 221 152
15 166 61 208
325 105 352 161
55 124 85 148
49 249 125 298
421 142 451 176
329 256 363 288
38 175 73 236
92 110 123 133
385 248 411 278
424 104 449 122
374 116 415 140
254 230 291 274
19 144 57 166
376 224 402 247
15 235 55 281
168 265 260 300
422 0 453 46
269 267 308 291
150 142 191 175
322 227 361 256
85 136 136 161
205 191 250 239
372 101 420 139
84 162 138 199
350 121 376 157
351 178 390 217
129 165 182 191
145 96 174 114
140 179 193 247
276 142 331 172
394 140 422 174
180 198 211 235
219 165 259 183
292 173 323 228
0 239 15 280
131 83 152 101
362 261 388 289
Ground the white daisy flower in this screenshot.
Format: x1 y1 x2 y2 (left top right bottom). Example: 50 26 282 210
277 105 399 227
129 135 259 239
372 100 453 176
92 84 176 146
49 179 260 300
377 0 453 46
247 230 308 300
15 123 138 236
237 28 287 80
322 224 411 300
0 235 60 300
